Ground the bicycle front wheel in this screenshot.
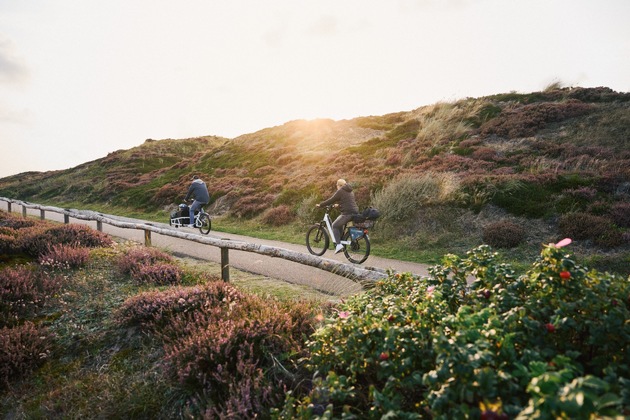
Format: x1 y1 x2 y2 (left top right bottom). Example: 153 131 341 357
199 213 211 235
306 225 329 256
342 231 370 264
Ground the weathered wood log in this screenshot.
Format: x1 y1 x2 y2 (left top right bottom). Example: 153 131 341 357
0 198 386 284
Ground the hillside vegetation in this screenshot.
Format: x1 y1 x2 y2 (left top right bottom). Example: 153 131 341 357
1 86 629 273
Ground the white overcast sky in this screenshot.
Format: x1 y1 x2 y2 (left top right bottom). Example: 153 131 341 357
1 0 629 177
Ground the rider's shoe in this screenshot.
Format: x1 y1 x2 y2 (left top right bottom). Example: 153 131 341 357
334 244 344 254
187 224 195 228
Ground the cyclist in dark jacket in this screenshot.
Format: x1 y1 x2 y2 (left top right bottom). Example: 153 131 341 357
185 175 210 227
317 179 359 253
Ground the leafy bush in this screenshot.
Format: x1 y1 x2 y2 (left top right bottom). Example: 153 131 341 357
276 243 630 419
482 220 526 248
296 194 320 225
38 243 90 270
261 205 295 226
0 265 62 327
0 322 53 388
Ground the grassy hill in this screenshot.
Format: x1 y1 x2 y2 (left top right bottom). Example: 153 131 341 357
1 86 629 273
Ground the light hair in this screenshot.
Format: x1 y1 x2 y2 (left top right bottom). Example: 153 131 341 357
337 179 347 188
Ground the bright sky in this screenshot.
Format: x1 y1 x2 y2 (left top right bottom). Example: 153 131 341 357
1 0 629 178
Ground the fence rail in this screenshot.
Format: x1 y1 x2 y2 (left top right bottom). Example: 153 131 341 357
0 197 385 285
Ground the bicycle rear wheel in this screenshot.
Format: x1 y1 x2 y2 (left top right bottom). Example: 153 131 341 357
199 213 211 234
306 225 329 256
342 231 370 264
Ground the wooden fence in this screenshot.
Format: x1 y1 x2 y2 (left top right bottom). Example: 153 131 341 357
0 198 386 285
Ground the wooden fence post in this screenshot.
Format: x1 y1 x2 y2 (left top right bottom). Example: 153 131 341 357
64 214 70 224
144 229 152 247
7 202 11 213
221 247 230 282
22 206 27 218
40 209 45 220
97 221 103 232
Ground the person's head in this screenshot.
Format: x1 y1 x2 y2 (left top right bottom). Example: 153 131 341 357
192 175 199 181
336 179 347 189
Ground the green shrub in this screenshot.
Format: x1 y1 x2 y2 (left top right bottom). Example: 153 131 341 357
296 194 321 225
276 244 630 419
559 212 623 248
482 220 526 248
371 172 460 226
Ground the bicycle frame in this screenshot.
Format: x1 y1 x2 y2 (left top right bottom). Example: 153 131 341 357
306 205 370 264
320 211 350 246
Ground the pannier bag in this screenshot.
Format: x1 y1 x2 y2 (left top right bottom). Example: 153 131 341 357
362 207 381 220
178 203 190 218
352 207 380 228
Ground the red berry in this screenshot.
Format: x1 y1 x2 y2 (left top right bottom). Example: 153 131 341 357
545 323 555 333
559 271 571 279
387 315 396 323
379 352 389 361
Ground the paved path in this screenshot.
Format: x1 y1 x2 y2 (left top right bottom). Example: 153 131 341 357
5 203 432 296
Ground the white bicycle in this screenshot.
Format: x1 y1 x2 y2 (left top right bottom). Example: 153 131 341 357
169 203 212 235
305 205 373 264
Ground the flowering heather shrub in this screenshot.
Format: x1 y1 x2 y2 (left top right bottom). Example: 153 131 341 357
261 205 295 226
18 223 112 257
0 211 37 229
0 265 62 327
44 224 113 249
115 282 245 330
558 212 623 248
38 243 90 270
116 246 185 285
0 321 53 388
480 100 593 139
609 201 630 228
0 233 17 254
132 262 183 286
232 193 276 218
278 244 630 418
482 220 526 248
163 295 319 418
116 247 174 276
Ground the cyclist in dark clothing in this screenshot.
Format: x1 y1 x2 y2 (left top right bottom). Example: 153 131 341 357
317 179 359 253
185 175 210 227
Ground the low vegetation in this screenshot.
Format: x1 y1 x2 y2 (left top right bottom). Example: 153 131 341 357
1 211 629 418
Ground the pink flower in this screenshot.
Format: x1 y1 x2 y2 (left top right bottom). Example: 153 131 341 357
554 238 572 248
426 286 436 296
338 311 350 319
